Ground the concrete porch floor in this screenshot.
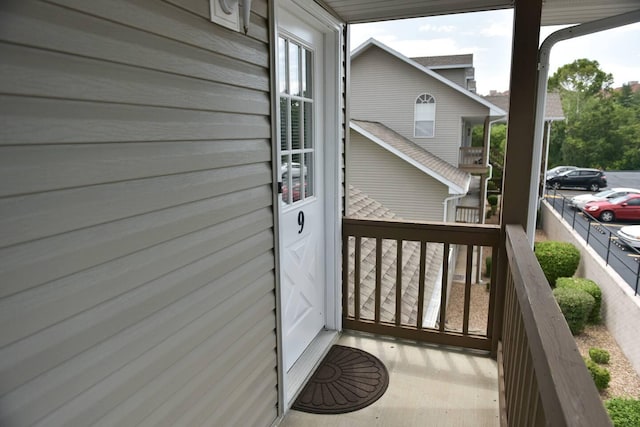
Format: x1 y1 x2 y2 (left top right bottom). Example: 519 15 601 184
280 332 500 427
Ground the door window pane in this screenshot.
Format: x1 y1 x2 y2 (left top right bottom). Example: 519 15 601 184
302 48 312 98
303 101 313 149
280 98 289 151
281 154 291 205
278 37 287 93
291 153 303 203
304 152 314 198
289 43 300 97
291 100 301 150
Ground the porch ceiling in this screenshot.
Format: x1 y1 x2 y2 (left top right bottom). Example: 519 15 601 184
320 0 640 25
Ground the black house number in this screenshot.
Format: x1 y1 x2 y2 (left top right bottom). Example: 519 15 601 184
297 211 305 234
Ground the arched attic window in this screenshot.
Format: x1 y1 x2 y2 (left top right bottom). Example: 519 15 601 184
414 94 436 137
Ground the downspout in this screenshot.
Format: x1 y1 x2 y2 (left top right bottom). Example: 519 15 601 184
443 193 466 222
527 9 640 243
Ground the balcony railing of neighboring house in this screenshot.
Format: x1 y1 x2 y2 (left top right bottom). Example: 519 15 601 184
342 218 612 426
455 206 480 224
459 146 486 171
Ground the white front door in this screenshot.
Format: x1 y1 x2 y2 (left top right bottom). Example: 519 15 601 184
278 8 326 372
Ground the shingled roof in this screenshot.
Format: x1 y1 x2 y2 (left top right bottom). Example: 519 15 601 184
351 119 471 194
347 186 444 327
411 54 473 69
483 92 565 121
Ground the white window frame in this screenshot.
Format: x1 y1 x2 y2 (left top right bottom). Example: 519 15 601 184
414 93 436 138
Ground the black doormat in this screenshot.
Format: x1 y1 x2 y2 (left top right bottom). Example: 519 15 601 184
292 345 389 414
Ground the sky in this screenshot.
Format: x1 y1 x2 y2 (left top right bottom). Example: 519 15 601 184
350 10 640 96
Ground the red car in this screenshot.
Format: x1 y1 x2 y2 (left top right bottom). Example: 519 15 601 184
583 193 640 223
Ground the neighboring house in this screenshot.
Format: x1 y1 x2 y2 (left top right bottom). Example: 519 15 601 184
0 0 630 426
350 119 470 222
349 39 506 223
412 53 477 93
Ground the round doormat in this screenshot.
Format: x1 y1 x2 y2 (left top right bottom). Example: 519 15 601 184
292 344 389 414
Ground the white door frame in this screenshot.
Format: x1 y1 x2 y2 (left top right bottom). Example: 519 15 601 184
270 0 343 416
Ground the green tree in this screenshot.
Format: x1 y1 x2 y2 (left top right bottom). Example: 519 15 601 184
548 59 613 119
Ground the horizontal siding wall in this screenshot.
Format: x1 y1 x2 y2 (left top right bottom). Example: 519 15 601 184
0 1 278 426
351 47 488 166
349 132 449 222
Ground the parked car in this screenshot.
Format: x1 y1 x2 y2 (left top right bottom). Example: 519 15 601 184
546 168 607 192
617 225 640 249
281 162 307 178
583 193 640 222
570 187 640 210
546 165 577 178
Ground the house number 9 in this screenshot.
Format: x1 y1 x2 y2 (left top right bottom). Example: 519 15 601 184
298 211 305 234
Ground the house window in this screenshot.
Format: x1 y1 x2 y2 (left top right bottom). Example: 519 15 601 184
415 94 435 137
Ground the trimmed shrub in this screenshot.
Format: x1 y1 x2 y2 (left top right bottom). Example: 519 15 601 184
534 241 580 286
487 194 499 207
485 256 492 278
585 358 611 391
487 180 498 191
552 287 594 335
589 347 610 364
556 277 602 323
606 398 640 427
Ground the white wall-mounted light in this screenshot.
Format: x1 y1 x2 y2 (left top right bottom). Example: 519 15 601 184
210 0 253 34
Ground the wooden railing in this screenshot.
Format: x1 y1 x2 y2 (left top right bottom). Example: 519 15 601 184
342 217 500 351
455 206 480 224
459 146 485 166
501 224 611 426
342 218 611 426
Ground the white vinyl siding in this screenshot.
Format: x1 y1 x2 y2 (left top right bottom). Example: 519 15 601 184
349 131 450 221
351 46 489 166
0 1 277 426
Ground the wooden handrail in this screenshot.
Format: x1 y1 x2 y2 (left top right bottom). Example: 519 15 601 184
342 217 500 351
502 224 611 426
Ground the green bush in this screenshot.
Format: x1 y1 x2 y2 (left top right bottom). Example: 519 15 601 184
606 398 640 427
556 277 602 323
584 358 611 391
534 241 580 286
487 180 498 191
552 287 594 335
485 256 492 278
487 194 499 207
589 347 610 364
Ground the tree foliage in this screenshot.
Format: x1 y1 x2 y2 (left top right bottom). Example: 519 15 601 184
547 60 640 170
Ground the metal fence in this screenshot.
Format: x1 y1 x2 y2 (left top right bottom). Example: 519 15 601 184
545 189 640 294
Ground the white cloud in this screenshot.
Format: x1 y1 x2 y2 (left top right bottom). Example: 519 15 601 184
418 24 456 33
480 23 512 37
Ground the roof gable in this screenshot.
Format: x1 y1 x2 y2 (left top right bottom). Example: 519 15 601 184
351 38 507 117
351 120 470 194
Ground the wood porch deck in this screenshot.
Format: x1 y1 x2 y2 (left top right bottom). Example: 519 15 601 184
280 331 499 427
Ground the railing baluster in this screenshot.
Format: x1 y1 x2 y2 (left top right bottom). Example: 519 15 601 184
375 237 382 323
463 244 473 335
395 239 403 326
342 233 349 319
354 236 361 320
417 240 427 329
439 243 450 333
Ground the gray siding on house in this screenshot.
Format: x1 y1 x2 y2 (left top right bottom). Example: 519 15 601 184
351 46 489 166
349 132 450 221
0 1 277 426
431 68 466 88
